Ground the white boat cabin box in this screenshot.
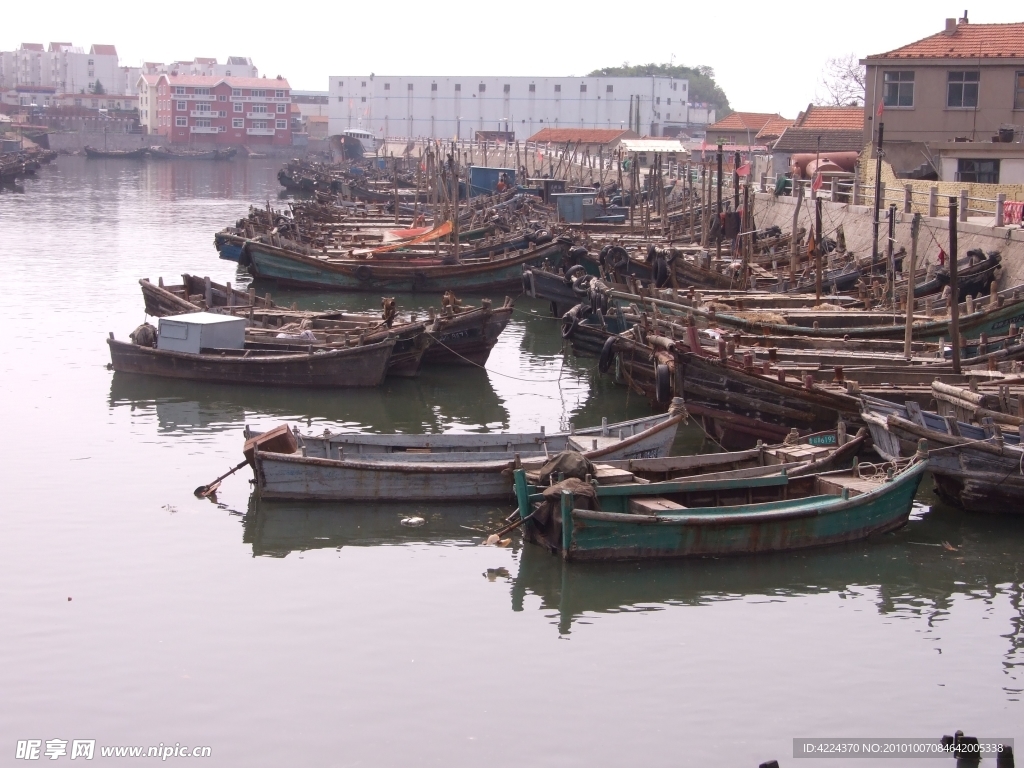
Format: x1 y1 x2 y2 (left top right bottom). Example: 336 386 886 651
157 313 246 354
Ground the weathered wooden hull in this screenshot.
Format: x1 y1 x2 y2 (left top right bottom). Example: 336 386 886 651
247 239 565 293
521 461 925 561
107 337 395 387
215 232 247 263
862 397 1024 514
424 305 513 366
253 414 683 501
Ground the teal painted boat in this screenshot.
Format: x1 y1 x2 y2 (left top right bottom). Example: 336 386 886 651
247 238 567 293
512 450 927 561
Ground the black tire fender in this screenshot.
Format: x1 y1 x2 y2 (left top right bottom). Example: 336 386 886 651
564 265 587 285
561 311 578 339
655 364 672 404
355 264 373 281
599 336 617 374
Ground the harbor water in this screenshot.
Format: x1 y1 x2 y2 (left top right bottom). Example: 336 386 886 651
1 157 1021 766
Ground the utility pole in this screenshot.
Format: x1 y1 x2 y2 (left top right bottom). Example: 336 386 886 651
815 196 823 303
948 196 960 374
871 122 884 266
716 146 723 262
904 213 920 359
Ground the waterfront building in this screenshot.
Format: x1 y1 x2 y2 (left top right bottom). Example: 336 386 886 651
863 14 1024 179
326 75 714 140
141 73 292 147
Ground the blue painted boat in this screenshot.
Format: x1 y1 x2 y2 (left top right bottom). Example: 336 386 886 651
214 231 247 263
512 449 927 561
247 238 567 293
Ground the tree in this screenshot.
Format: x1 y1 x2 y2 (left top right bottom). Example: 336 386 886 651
815 54 865 107
92 80 105 95
587 62 732 116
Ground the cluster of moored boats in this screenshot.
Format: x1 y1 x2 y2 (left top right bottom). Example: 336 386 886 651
1 148 58 185
106 145 1024 562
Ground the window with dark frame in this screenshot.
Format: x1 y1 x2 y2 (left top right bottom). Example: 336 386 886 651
554 84 561 93
431 83 437 91
883 71 915 107
947 71 980 108
606 85 613 93
529 84 535 92
957 158 999 184
479 83 486 92
1015 72 1024 109
580 84 587 92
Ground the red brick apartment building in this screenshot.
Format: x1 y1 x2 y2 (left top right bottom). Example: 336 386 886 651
142 73 291 146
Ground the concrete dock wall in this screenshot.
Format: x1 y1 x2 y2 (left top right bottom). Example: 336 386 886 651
751 191 1024 288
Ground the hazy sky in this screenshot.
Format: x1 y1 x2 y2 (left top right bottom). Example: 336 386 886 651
3 1 1020 117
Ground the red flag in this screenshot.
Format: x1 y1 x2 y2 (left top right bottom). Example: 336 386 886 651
811 173 823 193
876 100 884 118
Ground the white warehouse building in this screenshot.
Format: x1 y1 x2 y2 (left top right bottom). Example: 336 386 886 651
327 75 716 140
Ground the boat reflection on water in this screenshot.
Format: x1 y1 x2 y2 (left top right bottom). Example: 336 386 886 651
107 362 511 435
241 496 515 558
510 490 1024 665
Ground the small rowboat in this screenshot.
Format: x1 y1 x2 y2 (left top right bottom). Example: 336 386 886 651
512 441 927 561
247 408 687 501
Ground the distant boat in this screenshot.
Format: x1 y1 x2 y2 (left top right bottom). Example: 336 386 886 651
83 146 148 159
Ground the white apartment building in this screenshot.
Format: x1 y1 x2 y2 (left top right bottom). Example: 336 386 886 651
0 43 129 95
327 75 716 140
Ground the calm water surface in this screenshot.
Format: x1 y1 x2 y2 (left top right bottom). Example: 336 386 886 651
1 158 1022 766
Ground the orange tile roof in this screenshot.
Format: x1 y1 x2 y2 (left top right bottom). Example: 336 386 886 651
868 21 1024 59
755 115 794 141
708 111 781 132
90 44 117 56
527 128 637 144
794 104 864 130
20 43 44 51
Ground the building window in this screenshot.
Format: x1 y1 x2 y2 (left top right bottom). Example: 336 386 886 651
176 101 186 111
175 116 187 127
361 81 366 87
275 90 285 98
580 84 587 93
479 83 485 92
606 85 613 93
384 83 390 90
407 83 413 91
232 118 244 129
218 94 226 101
195 119 211 127
667 98 671 105
454 84 461 92
252 120 267 129
957 158 999 184
431 83 437 91
503 84 510 93
195 103 210 112
232 88 241 97
195 87 210 95
529 83 535 92
277 104 286 113
554 84 561 93
173 86 185 95
234 103 243 112
883 70 915 107
656 96 660 104
947 71 980 108
276 119 287 129
666 113 671 120
252 105 267 113
252 89 265 97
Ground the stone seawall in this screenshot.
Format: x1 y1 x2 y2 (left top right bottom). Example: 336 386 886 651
751 192 1024 288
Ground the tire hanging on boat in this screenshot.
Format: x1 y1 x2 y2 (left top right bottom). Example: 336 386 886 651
355 264 373 281
564 264 587 284
655 364 672 404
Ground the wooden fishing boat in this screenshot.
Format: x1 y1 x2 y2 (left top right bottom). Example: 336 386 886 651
861 395 1024 514
511 446 927 561
601 285 1024 343
931 380 1024 428
83 146 149 159
247 408 687 501
106 333 395 388
247 236 567 293
138 277 513 369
